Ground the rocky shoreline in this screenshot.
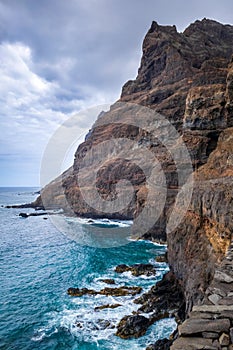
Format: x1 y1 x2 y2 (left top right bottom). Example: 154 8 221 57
67 260 184 347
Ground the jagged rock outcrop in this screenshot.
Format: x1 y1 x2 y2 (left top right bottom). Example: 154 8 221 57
33 18 233 346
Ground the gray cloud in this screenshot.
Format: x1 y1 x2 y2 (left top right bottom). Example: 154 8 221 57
0 0 232 185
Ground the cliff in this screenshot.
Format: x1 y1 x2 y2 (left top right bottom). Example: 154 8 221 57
35 18 233 344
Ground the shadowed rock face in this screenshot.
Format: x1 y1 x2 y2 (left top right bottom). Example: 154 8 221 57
35 19 233 315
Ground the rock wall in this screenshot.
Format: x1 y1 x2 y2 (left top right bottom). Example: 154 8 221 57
167 128 233 312
171 240 233 350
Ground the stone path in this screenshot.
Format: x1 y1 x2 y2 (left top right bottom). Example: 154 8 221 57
171 240 233 350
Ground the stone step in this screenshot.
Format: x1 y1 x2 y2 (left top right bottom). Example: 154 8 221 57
178 318 230 336
170 337 218 350
214 270 233 284
171 240 233 349
192 305 233 313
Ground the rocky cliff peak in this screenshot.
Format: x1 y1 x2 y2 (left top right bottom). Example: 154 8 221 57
121 19 233 130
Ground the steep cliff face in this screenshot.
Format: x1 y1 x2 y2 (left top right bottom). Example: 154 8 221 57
37 19 233 309
121 19 233 127
167 128 233 312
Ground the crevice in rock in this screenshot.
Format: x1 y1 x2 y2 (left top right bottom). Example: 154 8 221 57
206 131 220 157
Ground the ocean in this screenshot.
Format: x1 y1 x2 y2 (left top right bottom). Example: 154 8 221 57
0 187 176 350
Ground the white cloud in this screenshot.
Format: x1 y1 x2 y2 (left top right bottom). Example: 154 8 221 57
0 0 232 186
0 41 115 185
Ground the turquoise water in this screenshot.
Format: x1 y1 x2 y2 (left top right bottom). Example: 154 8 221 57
0 188 176 350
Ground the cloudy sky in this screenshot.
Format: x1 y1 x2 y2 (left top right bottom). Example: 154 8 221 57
0 0 232 186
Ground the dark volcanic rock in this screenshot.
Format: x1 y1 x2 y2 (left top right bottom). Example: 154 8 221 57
100 286 142 296
115 263 156 276
155 253 168 263
76 319 115 330
19 212 50 218
146 338 172 350
134 272 185 323
116 314 150 339
94 303 121 311
67 285 142 297
67 287 98 296
19 212 28 218
113 271 184 342
115 264 130 273
6 203 44 210
121 19 233 127
99 278 116 284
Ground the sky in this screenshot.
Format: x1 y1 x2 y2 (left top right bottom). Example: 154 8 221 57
0 0 233 186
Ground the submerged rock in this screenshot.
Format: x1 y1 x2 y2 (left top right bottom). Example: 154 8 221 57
19 212 49 218
19 212 28 218
115 264 130 273
99 278 116 284
94 303 122 311
76 319 115 330
115 263 156 276
114 271 184 341
100 286 142 296
6 203 44 209
155 253 168 263
116 314 150 339
67 287 97 296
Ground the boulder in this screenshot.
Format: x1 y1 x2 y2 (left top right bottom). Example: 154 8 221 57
170 337 216 350
116 315 150 339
